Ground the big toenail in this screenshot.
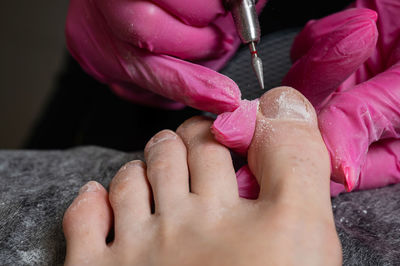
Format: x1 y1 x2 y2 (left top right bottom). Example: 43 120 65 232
148 130 177 148
79 181 101 194
261 87 313 122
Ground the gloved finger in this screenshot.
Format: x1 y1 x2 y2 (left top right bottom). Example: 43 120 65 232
282 16 378 108
116 43 242 114
355 0 400 55
66 0 241 114
110 83 186 110
356 139 400 190
211 99 259 155
96 0 232 60
150 0 226 27
330 139 400 197
319 61 400 191
155 0 268 28
291 8 377 62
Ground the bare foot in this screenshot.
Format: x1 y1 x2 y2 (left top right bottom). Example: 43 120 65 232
63 87 342 266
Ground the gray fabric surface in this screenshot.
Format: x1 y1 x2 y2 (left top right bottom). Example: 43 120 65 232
1 146 400 265
0 147 143 265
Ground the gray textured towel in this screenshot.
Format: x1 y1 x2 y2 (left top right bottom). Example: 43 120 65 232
0 147 141 265
1 146 400 265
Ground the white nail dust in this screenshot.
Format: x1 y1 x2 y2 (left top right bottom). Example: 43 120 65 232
251 116 277 148
274 91 312 122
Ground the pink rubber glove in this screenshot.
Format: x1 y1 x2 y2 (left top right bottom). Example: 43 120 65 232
284 0 400 194
66 0 266 113
213 1 400 198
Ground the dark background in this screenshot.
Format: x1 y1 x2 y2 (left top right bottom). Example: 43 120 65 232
0 1 69 149
0 0 352 150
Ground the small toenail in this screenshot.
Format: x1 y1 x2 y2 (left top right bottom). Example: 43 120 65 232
148 130 177 148
79 181 101 194
120 160 145 172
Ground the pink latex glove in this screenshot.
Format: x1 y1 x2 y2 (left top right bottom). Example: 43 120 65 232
65 0 266 113
213 1 400 198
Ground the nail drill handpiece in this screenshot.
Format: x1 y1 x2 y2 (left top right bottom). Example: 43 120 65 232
231 0 264 89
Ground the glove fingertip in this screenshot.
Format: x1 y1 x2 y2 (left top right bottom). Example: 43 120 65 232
328 160 359 192
290 8 378 62
211 99 258 154
283 16 378 108
340 165 359 192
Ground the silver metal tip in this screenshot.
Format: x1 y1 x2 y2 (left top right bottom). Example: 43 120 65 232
249 43 264 90
251 55 264 90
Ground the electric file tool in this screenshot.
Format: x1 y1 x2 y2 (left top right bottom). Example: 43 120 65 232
231 0 264 89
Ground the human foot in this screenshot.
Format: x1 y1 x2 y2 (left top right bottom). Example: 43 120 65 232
63 87 342 265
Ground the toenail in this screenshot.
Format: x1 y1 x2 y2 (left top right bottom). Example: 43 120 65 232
260 87 313 122
120 160 145 172
147 130 177 148
79 181 101 194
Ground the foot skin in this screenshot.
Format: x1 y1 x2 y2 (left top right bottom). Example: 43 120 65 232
63 87 342 266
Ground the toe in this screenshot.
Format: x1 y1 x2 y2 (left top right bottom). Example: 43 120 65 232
109 160 152 244
144 130 190 213
63 181 112 262
248 87 331 208
177 116 238 202
248 87 341 262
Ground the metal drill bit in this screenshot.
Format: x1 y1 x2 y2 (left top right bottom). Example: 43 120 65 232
231 0 265 90
249 42 264 89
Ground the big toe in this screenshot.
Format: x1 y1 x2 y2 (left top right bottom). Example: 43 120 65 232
248 87 331 207
248 87 341 263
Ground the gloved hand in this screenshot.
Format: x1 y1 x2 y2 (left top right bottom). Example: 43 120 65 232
212 0 400 198
66 0 266 114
